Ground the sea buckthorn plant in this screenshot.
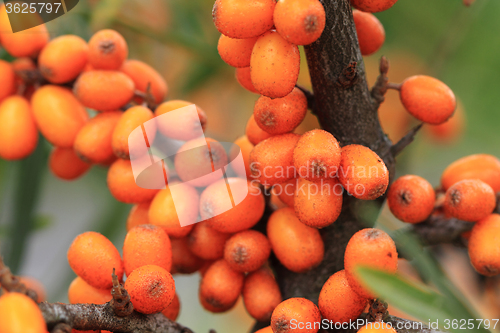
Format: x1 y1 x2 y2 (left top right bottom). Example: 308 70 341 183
0 0 498 333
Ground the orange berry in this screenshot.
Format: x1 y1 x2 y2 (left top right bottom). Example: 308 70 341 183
68 277 112 305
200 178 265 233
357 322 397 332
294 178 343 228
251 31 300 98
161 292 180 321
124 264 175 314
350 0 398 13
424 101 465 143
120 59 168 104
111 105 155 159
468 214 500 276
199 259 244 313
255 327 273 333
67 231 124 289
107 159 159 203
187 222 231 260
387 175 435 223
148 183 199 238
230 135 254 178
267 207 324 272
344 228 398 299
74 111 122 164
126 201 151 231
0 292 46 333
236 67 259 94
441 154 500 193
39 35 89 84
74 70 135 111
318 270 368 324
88 29 128 70
246 114 273 146
274 0 326 45
443 179 496 222
19 277 46 303
293 129 341 181
400 75 456 125
338 144 389 200
250 133 301 186
224 230 271 272
218 35 258 68
274 178 297 207
49 147 91 181
123 224 173 276
170 237 205 274
0 96 38 160
353 9 385 56
254 88 308 135
155 100 207 141
271 297 322 333
242 267 282 322
32 85 89 148
212 0 275 39
0 59 15 103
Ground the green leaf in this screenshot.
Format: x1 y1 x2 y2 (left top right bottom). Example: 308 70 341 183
33 214 53 231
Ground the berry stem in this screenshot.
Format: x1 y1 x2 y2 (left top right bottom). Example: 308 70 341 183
386 82 402 91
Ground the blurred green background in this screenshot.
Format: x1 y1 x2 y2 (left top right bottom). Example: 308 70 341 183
0 0 499 332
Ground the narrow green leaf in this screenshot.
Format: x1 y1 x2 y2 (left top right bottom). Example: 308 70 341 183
33 214 53 231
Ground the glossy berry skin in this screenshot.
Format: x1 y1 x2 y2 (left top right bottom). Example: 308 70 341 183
218 35 258 68
350 0 399 13
271 297 322 333
224 230 271 272
0 292 46 333
468 214 500 276
400 75 456 125
387 175 435 224
443 179 496 222
68 277 112 305
88 29 128 70
243 268 282 322
353 10 385 56
441 154 500 193
49 147 91 181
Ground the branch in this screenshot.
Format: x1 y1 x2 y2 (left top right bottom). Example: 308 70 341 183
386 316 448 333
409 214 473 247
370 56 390 106
390 124 423 157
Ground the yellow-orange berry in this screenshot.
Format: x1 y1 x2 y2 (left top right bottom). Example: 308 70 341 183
187 222 231 260
236 67 259 94
126 201 151 231
400 75 456 125
271 297 322 333
468 214 500 276
161 292 180 321
246 114 273 146
218 35 258 68
443 179 496 222
387 175 435 223
107 159 159 203
31 85 89 148
38 35 89 84
49 147 91 181
67 231 124 289
212 0 275 39
254 88 308 135
441 154 500 193
267 207 324 273
318 270 368 324
230 135 254 178
88 29 128 70
155 100 207 141
242 267 282 322
170 237 205 274
224 230 271 272
0 60 15 103
338 144 389 200
121 59 168 104
344 228 398 299
274 0 326 45
0 96 38 160
424 101 465 143
353 9 385 56
274 178 297 207
124 264 175 314
256 327 273 333
0 292 46 333
350 0 398 13
68 277 112 305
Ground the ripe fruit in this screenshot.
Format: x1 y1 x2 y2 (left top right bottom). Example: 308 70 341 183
67 231 124 289
0 292 46 333
318 270 368 324
350 0 399 13
200 178 265 233
400 75 456 125
275 178 297 207
155 100 207 141
353 10 385 56
357 323 397 332
74 70 135 111
441 154 500 193
212 0 275 39
236 67 259 94
218 35 258 68
443 179 496 222
170 237 205 274
251 31 300 98
271 297 322 333
121 59 168 104
267 207 324 273
224 230 271 272
246 114 273 146
274 0 326 45
187 222 231 260
39 35 89 84
88 29 128 70
387 175 435 223
424 101 465 143
32 85 89 148
0 60 16 103
199 259 244 313
0 96 38 160
254 88 308 135
293 129 341 181
242 267 282 322
294 178 343 228
49 147 91 181
68 277 112 305
123 224 173 275
338 144 389 200
124 264 175 314
256 327 273 333
468 214 500 276
162 292 180 321
126 201 151 231
344 228 398 299
250 133 300 186
230 135 254 178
